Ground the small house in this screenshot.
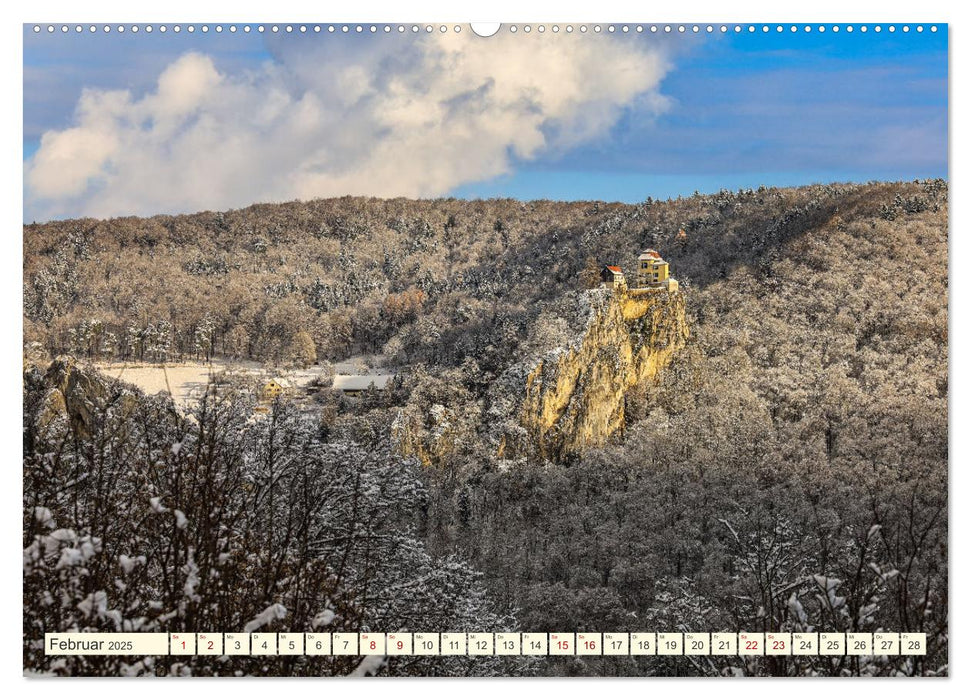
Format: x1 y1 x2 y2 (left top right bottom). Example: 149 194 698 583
261 378 292 401
601 266 627 290
332 374 396 397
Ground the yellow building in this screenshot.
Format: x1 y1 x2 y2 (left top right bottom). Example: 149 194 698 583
636 249 669 288
261 378 290 401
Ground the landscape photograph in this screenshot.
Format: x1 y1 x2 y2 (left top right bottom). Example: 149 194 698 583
22 21 947 677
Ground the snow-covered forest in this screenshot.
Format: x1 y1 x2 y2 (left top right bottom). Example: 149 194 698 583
23 180 948 676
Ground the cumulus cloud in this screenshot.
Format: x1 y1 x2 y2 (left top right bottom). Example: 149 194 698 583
25 33 671 220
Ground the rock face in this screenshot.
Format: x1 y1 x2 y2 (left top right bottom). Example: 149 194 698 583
520 287 689 461
391 403 459 467
29 357 135 438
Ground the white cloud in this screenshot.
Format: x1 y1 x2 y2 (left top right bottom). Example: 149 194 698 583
25 34 671 220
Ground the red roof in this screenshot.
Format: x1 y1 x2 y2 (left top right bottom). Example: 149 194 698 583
640 249 662 259
606 266 622 273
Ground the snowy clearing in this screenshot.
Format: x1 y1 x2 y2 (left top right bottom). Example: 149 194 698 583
95 355 394 406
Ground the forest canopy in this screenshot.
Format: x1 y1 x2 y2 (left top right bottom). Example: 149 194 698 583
23 180 948 676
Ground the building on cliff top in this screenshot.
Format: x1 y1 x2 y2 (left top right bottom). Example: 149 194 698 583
636 249 679 292
600 265 627 289
601 251 679 292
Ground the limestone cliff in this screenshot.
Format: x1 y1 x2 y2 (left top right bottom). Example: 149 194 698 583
519 287 688 461
27 357 137 439
391 403 463 467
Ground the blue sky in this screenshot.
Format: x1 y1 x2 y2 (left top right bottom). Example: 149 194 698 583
23 24 947 220
457 27 948 200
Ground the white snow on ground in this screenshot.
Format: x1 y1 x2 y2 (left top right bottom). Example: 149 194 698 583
95 354 394 407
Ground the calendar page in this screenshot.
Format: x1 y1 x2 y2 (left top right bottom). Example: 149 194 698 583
21 8 948 680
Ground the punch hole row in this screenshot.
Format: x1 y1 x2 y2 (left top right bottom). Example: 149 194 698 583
498 24 934 34
30 24 465 34
31 24 940 34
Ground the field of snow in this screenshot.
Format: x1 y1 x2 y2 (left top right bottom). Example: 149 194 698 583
95 360 256 404
95 354 392 406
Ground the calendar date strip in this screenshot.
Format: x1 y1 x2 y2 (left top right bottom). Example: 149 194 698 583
43 631 926 657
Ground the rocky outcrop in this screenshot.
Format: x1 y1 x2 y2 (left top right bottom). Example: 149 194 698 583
391 403 453 467
519 287 688 461
29 357 136 438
